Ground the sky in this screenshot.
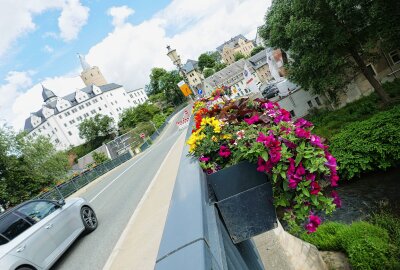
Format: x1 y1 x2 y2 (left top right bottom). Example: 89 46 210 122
0 0 271 130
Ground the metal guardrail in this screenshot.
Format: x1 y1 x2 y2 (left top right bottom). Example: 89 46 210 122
155 119 265 270
35 152 132 201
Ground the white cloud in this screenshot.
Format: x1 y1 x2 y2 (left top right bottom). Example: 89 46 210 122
7 0 271 130
58 0 90 41
43 45 54 53
108 6 135 28
0 0 88 58
87 0 270 91
0 71 33 127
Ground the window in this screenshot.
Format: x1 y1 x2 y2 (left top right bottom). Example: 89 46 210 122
110 93 113 96
98 107 102 111
115 100 118 104
100 97 103 100
59 115 62 119
307 100 314 108
0 213 32 243
389 50 400 65
68 131 72 136
54 127 57 131
69 120 75 124
77 116 83 121
91 110 96 114
130 94 133 98
111 102 114 105
72 108 78 113
289 110 296 117
64 123 67 127
93 99 98 103
55 139 60 143
85 102 91 107
84 113 89 117
78 105 84 110
105 104 108 108
64 112 70 117
315 97 322 106
17 201 57 222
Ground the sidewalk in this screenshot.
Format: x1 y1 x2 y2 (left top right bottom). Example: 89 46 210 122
103 131 187 270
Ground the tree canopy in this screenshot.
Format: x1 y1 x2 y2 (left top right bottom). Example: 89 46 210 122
198 53 216 71
118 102 160 132
234 52 246 61
147 67 168 95
261 0 400 103
79 114 116 143
250 46 265 56
0 128 70 205
203 68 215 78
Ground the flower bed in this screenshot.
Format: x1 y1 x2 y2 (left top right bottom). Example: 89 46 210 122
187 91 340 233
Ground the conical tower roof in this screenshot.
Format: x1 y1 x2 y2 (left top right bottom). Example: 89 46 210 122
42 84 57 102
78 53 91 71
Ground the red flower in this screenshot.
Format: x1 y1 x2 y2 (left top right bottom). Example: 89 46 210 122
219 145 231 158
295 127 311 139
244 114 259 125
305 214 321 233
310 182 321 195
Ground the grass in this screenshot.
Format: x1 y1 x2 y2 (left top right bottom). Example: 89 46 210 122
306 78 400 139
299 212 400 270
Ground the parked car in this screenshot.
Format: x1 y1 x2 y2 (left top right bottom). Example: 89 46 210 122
262 84 279 99
0 198 98 270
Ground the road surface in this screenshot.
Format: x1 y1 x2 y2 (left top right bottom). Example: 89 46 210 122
51 106 190 270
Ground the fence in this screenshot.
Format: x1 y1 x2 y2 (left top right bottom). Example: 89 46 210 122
35 152 132 201
155 118 264 270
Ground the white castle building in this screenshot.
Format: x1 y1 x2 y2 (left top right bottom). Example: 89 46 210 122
24 55 148 150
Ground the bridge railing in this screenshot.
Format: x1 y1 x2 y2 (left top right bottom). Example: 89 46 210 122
155 119 265 270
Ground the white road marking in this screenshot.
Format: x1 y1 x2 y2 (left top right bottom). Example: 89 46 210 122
102 133 185 270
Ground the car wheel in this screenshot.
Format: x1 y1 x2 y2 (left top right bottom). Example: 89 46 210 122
81 206 98 233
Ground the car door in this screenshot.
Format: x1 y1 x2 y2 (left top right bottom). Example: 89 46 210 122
9 201 59 268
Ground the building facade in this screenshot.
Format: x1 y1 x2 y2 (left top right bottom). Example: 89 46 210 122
247 49 273 84
78 54 108 87
216 34 255 65
182 59 204 91
203 58 262 97
24 57 148 150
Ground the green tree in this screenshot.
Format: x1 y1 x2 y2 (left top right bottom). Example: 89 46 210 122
0 128 70 205
118 103 160 131
147 67 168 95
79 114 115 143
261 0 400 104
203 68 215 78
198 53 216 71
158 70 185 106
214 62 227 72
234 52 246 61
250 46 265 56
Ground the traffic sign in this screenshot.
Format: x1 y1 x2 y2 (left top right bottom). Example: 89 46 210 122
197 89 203 95
177 81 192 96
140 133 145 139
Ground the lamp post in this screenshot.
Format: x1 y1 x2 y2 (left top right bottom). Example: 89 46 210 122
166 45 195 100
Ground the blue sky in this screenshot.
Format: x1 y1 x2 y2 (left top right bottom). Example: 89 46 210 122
0 0 170 85
0 0 270 129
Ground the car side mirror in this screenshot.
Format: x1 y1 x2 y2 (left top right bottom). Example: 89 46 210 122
57 199 65 207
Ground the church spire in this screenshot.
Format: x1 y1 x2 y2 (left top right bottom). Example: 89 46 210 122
77 53 91 71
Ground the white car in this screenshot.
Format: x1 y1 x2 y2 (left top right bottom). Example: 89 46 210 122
0 198 98 270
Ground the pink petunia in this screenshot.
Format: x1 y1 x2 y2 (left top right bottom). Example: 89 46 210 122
219 145 231 158
310 135 324 149
296 163 306 176
295 128 311 139
305 173 316 182
305 214 321 233
295 118 313 128
288 174 302 189
199 156 210 162
244 114 259 125
330 174 339 187
310 181 321 195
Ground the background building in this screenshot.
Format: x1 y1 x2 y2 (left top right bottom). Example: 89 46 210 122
204 58 261 97
216 34 255 65
24 56 148 150
181 59 204 91
78 54 108 87
247 49 273 84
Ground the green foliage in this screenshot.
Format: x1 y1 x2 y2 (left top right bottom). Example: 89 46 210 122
233 52 245 61
300 222 345 250
300 221 400 270
147 67 168 95
92 151 109 164
213 62 227 72
118 103 160 132
0 128 70 205
329 105 400 179
203 68 215 78
261 0 399 101
369 212 400 252
79 114 115 143
250 46 265 56
152 113 167 128
158 70 186 106
198 53 216 71
134 122 156 138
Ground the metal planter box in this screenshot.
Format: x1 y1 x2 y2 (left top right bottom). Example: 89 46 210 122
207 161 278 243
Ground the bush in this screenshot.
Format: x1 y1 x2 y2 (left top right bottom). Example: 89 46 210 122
369 212 400 253
300 222 345 251
329 105 400 179
300 221 399 270
152 113 167 128
92 151 109 164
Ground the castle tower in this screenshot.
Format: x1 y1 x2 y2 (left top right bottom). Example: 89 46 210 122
78 53 107 87
42 85 57 103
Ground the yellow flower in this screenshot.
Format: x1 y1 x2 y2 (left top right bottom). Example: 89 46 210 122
212 135 218 142
221 134 232 140
186 129 206 153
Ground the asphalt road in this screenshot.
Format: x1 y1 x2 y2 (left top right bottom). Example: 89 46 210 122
51 106 190 270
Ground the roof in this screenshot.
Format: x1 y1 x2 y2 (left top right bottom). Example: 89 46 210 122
24 83 123 132
204 59 255 87
182 59 198 73
126 87 144 93
248 49 268 69
216 34 248 52
42 85 57 102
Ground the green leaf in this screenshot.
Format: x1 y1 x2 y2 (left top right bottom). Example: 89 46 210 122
302 188 310 197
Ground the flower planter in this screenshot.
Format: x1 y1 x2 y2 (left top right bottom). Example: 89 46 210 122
207 161 278 243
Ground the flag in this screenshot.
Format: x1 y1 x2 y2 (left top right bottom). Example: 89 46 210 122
243 63 259 93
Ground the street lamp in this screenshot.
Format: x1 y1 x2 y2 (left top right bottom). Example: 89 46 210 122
166 45 195 100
